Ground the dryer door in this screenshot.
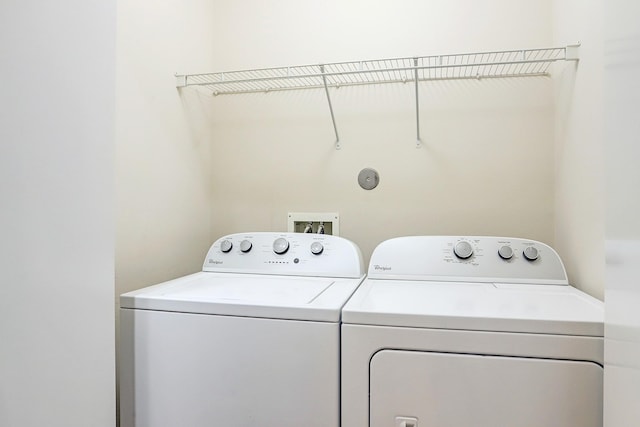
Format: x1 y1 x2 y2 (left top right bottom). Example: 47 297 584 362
370 350 602 427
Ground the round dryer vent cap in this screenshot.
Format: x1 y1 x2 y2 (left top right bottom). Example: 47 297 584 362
358 168 380 190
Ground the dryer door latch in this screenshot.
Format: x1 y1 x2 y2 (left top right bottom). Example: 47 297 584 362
395 416 418 427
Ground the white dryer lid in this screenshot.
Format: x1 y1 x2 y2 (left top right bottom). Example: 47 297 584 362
121 271 364 322
341 279 604 336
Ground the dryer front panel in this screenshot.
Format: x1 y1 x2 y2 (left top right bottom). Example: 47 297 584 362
369 350 602 427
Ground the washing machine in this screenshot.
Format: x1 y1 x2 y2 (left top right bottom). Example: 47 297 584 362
341 236 604 427
119 232 364 427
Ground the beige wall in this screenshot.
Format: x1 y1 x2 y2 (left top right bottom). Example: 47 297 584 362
205 0 556 265
209 78 555 263
118 0 609 297
116 0 217 296
553 0 604 299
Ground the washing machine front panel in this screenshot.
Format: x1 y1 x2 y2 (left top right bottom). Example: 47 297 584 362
120 308 340 427
370 350 602 427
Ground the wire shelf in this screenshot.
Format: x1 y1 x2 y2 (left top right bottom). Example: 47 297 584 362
176 45 579 95
176 45 579 149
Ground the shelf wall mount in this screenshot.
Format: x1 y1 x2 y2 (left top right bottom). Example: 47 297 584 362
176 44 580 149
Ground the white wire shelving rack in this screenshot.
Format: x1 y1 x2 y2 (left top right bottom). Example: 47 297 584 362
176 45 579 149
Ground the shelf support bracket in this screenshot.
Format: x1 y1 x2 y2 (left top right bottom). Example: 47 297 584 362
414 58 422 148
565 43 581 61
320 65 341 150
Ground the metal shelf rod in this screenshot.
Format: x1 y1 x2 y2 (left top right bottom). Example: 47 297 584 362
321 65 341 150
414 58 421 148
202 72 551 96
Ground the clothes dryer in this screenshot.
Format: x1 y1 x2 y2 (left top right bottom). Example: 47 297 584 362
341 236 603 427
120 232 364 427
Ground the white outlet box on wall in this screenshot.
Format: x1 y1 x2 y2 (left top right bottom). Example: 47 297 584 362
288 212 340 236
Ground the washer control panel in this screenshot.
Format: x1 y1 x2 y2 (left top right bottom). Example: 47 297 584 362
369 236 568 285
203 232 364 278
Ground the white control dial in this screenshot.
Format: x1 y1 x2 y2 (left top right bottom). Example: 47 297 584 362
498 245 514 260
240 240 252 253
453 241 474 259
220 240 233 253
273 238 290 255
523 246 539 261
310 242 324 255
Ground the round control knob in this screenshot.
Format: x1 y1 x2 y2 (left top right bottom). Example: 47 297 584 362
498 245 514 260
310 242 324 255
220 240 233 253
240 240 252 253
273 237 290 255
453 241 474 259
523 246 539 261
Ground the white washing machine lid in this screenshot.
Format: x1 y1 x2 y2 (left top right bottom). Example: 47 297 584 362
120 271 364 322
341 279 604 336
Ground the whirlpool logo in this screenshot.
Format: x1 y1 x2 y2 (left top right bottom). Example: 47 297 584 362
373 264 391 271
208 259 223 265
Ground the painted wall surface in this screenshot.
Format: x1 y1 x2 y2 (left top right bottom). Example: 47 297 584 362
552 0 604 299
0 1 116 426
199 0 556 265
603 0 640 424
116 0 216 295
115 0 607 305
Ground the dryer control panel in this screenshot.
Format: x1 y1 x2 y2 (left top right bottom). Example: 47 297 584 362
203 232 365 279
368 236 568 285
